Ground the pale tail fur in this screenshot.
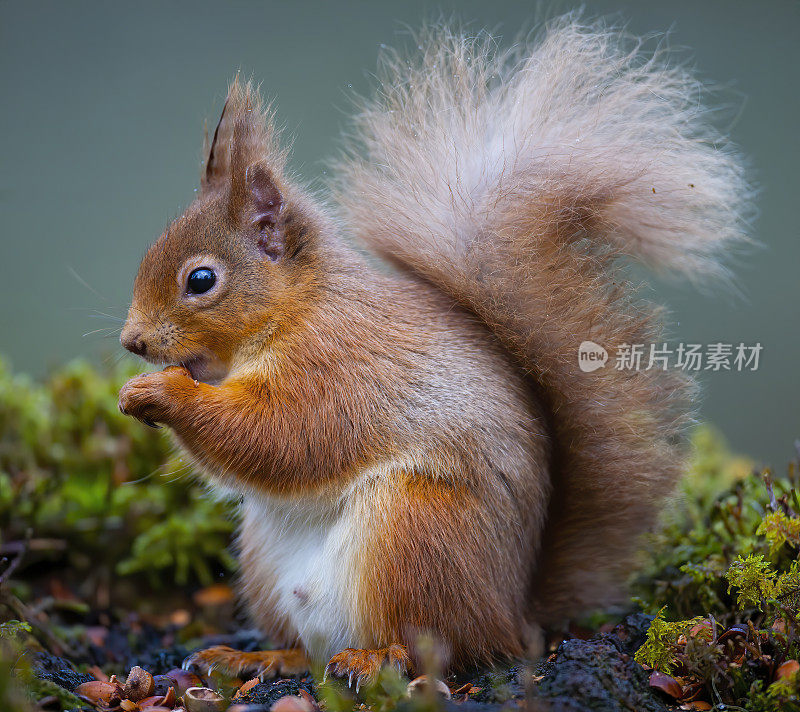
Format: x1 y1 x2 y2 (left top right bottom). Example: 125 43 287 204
334 17 750 620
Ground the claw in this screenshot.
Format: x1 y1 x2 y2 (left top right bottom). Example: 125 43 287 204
142 417 160 428
348 672 354 688
323 664 331 684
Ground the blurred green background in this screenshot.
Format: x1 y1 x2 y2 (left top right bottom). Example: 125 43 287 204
0 0 797 464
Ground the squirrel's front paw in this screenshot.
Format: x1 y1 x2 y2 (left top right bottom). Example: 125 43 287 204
118 366 192 428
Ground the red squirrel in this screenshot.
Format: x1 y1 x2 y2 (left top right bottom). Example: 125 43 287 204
118 18 748 686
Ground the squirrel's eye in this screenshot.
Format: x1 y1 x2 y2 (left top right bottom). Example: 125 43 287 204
187 267 216 295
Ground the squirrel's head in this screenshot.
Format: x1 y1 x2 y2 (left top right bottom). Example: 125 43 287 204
121 78 323 383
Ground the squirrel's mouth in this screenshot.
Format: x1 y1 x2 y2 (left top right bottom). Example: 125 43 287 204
180 356 227 385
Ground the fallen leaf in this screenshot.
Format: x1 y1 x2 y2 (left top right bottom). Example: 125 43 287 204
648 670 682 699
776 660 800 681
233 677 260 699
688 620 713 639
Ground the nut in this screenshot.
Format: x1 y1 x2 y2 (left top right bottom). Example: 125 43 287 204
183 686 227 712
406 675 451 699
164 669 203 696
140 686 176 708
123 666 155 702
74 680 120 706
272 695 314 712
153 674 177 696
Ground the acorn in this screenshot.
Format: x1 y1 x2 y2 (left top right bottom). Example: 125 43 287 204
183 686 226 712
123 666 155 701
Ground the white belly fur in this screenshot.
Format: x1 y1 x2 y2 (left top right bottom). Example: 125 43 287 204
239 488 366 661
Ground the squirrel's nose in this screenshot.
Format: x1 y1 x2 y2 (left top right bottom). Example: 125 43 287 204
121 329 147 357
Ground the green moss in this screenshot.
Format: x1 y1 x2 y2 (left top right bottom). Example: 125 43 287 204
725 553 778 609
758 510 800 557
633 428 800 710
633 426 775 619
0 355 236 596
634 607 704 674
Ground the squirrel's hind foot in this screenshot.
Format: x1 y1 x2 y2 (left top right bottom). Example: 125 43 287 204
324 644 410 692
183 645 309 681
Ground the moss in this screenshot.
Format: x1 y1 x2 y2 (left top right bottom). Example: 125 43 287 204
3 358 800 710
725 553 779 609
633 429 800 710
0 355 236 599
758 510 800 556
634 608 704 675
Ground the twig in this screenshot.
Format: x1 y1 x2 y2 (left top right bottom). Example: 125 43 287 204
1 538 67 555
762 470 779 513
0 592 78 658
0 534 30 586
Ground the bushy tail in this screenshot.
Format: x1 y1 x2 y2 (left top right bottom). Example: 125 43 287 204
333 16 750 621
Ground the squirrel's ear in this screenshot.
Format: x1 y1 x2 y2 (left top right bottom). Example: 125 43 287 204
245 164 283 227
238 163 291 260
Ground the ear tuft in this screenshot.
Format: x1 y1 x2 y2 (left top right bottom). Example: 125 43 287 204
202 95 232 189
201 76 287 195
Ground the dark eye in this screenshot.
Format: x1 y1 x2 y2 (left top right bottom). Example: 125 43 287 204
187 267 216 294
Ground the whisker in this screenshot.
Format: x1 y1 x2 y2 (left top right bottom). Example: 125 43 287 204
104 350 132 368
87 313 125 322
67 265 109 302
122 460 173 486
82 327 122 338
161 462 196 484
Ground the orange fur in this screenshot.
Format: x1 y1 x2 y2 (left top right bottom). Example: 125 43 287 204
355 474 544 667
